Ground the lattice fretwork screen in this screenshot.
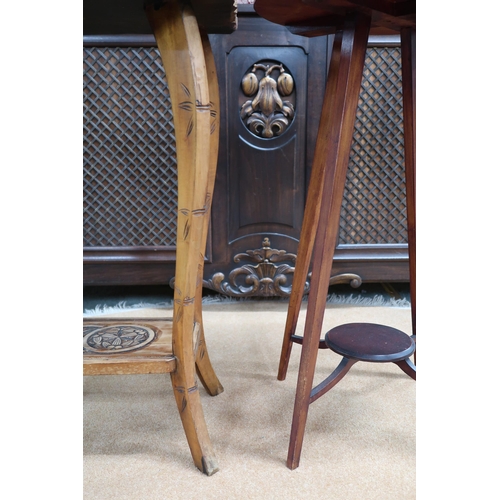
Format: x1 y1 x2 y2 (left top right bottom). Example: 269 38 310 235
83 46 177 247
339 46 407 245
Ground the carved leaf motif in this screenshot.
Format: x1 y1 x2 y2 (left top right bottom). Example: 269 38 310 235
240 63 295 139
282 101 295 119
247 113 289 138
183 220 190 240
179 101 193 111
186 116 194 137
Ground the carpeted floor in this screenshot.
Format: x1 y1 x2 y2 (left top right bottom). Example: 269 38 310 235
83 282 411 314
83 300 415 499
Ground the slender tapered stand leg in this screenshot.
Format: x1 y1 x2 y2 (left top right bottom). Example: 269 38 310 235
276 15 370 382
401 27 416 344
277 23 345 382
146 0 219 475
286 13 371 470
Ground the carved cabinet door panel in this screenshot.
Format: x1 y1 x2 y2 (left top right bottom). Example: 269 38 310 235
203 13 331 297
229 47 306 240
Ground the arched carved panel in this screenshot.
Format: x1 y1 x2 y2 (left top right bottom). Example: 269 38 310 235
227 46 308 243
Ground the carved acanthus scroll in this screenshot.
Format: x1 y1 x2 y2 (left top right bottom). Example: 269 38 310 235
202 238 362 298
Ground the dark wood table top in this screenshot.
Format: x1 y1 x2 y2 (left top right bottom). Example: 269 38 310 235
84 0 237 35
254 0 415 37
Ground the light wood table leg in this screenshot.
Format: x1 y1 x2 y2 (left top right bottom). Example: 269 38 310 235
286 12 371 470
146 0 219 475
194 30 224 396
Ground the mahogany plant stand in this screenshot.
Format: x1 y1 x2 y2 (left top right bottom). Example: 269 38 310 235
254 0 416 470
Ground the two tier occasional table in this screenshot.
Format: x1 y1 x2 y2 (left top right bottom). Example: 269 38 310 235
255 0 416 470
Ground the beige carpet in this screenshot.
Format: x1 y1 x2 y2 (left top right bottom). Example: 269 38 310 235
83 301 415 499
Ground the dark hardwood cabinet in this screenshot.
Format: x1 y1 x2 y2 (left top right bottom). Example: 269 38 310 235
83 7 409 295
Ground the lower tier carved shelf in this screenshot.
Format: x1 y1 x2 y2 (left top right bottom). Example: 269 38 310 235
83 317 176 375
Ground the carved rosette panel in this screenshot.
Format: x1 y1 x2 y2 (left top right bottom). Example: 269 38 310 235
240 62 295 138
83 324 158 354
203 238 362 298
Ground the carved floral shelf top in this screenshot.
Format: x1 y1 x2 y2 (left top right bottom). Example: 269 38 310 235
83 324 158 354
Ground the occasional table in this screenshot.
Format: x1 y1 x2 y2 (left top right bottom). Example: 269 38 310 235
254 0 416 470
83 0 236 475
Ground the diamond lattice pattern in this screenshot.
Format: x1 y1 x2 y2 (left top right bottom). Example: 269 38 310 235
83 47 178 247
339 47 407 245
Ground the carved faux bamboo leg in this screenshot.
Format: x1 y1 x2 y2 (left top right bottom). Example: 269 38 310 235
401 27 416 362
277 27 346 382
286 14 371 470
146 0 218 475
194 30 224 397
